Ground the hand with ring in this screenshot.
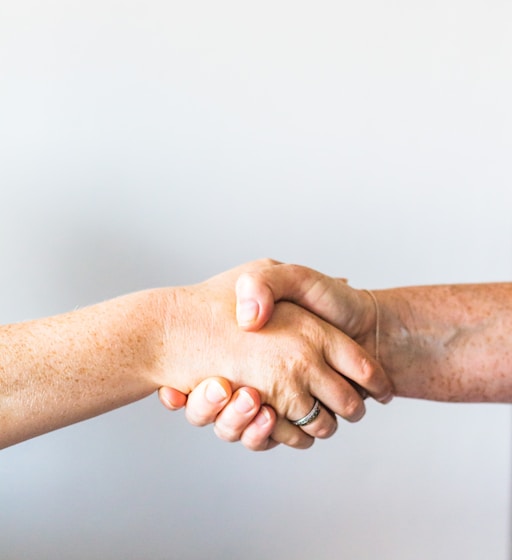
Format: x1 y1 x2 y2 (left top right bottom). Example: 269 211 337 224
159 259 394 451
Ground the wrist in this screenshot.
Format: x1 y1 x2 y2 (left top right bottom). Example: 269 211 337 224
102 288 175 395
367 289 413 398
362 289 380 361
144 286 186 390
153 284 216 394
352 288 379 359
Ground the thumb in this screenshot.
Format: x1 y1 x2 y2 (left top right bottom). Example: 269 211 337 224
236 273 276 331
235 263 356 333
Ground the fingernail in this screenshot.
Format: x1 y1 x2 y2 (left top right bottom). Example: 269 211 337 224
205 380 228 404
159 388 172 409
236 299 259 326
254 407 271 426
234 390 255 413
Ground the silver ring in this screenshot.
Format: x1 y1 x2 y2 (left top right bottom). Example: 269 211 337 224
291 399 321 427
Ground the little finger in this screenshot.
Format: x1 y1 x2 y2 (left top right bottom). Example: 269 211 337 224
325 327 393 404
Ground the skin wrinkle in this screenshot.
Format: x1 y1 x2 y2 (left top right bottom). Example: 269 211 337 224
301 275 333 318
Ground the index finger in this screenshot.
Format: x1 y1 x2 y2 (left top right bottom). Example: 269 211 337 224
323 325 393 405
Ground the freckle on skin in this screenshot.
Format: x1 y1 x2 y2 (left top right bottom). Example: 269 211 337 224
378 283 512 403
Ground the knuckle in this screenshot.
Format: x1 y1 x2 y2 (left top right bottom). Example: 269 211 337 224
241 435 267 452
252 257 280 269
296 437 315 450
357 355 392 399
315 422 338 439
287 430 314 449
343 397 366 423
185 410 209 427
213 425 240 442
286 263 305 278
358 355 378 384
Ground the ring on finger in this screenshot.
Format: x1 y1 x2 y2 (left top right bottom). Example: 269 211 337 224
290 399 321 427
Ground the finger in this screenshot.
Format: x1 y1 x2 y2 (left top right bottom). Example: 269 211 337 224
324 326 394 404
184 377 233 426
270 417 315 450
238 405 279 451
288 399 338 439
213 387 263 442
302 362 367 423
236 264 344 332
158 387 188 410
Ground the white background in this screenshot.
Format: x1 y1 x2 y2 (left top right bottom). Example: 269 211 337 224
1 1 511 558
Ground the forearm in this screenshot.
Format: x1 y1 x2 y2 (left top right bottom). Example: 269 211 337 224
374 284 512 402
0 289 170 448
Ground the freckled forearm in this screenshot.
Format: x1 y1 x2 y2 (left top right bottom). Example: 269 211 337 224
0 289 171 448
373 284 512 402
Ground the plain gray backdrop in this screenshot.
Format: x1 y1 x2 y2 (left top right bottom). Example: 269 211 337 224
1 1 511 559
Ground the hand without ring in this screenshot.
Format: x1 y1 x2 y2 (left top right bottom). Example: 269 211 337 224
290 399 321 427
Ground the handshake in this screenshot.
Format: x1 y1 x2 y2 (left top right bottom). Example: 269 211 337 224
156 258 393 452
3 258 510 449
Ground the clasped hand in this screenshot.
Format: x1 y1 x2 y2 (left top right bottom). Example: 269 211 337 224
159 259 394 451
